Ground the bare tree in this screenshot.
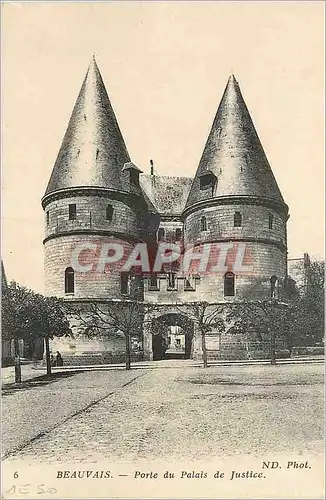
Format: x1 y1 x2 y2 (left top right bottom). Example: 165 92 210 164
72 300 146 370
177 301 225 368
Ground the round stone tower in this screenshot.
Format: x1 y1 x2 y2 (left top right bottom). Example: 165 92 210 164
183 75 289 301
42 58 157 362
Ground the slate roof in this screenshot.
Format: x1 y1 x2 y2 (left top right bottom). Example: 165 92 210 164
185 75 286 210
44 57 131 196
140 174 193 215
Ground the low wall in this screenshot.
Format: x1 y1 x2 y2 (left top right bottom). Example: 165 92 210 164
291 346 324 357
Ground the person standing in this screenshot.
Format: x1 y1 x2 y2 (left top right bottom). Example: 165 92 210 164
55 351 63 367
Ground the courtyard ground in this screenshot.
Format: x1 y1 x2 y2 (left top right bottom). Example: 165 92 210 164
2 361 323 465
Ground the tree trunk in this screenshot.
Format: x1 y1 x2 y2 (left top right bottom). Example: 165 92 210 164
201 329 208 368
125 332 131 370
14 337 22 383
44 336 52 376
270 327 276 365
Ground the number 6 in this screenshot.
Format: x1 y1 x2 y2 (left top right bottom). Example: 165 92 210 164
14 472 18 479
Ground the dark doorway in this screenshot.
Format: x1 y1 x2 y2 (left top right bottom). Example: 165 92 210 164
151 313 194 361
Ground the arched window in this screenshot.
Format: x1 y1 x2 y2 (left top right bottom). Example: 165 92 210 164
65 267 74 294
234 212 242 227
201 216 207 231
270 275 278 298
224 272 235 297
269 214 274 229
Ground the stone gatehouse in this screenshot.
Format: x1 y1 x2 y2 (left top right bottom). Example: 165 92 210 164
44 57 291 364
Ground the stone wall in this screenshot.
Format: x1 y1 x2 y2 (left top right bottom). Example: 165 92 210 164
44 194 142 241
184 203 286 248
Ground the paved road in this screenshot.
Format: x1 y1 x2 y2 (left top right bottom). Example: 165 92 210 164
2 362 323 465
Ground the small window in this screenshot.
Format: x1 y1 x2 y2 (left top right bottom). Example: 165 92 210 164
120 272 130 295
269 214 274 229
65 267 74 294
234 212 242 227
158 228 165 241
69 204 76 220
175 228 182 241
184 277 195 291
201 216 207 232
148 275 159 291
224 272 235 297
106 205 114 221
46 211 50 226
167 272 177 290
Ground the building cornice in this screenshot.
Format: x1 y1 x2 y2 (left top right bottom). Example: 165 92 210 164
41 186 145 210
43 229 145 245
188 236 287 253
182 195 289 220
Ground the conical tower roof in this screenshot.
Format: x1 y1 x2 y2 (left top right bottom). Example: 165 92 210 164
44 57 131 197
185 75 286 210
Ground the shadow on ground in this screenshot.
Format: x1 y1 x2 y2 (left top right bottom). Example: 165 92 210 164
2 371 83 396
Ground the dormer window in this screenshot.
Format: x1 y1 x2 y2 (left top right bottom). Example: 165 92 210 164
199 170 217 192
130 169 139 186
234 212 242 227
69 204 76 220
122 161 142 188
106 205 114 221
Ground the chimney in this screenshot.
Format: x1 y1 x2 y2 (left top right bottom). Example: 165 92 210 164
150 159 154 176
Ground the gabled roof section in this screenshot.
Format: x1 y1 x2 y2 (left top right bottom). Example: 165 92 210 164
185 75 286 210
44 57 131 197
140 175 193 215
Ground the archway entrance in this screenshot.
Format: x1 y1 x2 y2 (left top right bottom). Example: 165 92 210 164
151 313 194 361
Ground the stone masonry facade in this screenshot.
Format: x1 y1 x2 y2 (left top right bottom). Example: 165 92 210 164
43 58 292 364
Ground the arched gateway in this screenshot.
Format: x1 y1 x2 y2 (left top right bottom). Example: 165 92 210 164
143 306 200 361
151 313 194 360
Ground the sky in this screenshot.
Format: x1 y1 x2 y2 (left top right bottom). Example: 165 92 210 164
2 1 325 293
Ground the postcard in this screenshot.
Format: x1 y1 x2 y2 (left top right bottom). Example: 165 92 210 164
1 2 324 498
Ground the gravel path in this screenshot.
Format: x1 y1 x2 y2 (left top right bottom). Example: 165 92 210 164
3 362 323 465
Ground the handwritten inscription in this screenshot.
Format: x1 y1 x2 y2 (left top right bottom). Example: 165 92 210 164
5 484 57 495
